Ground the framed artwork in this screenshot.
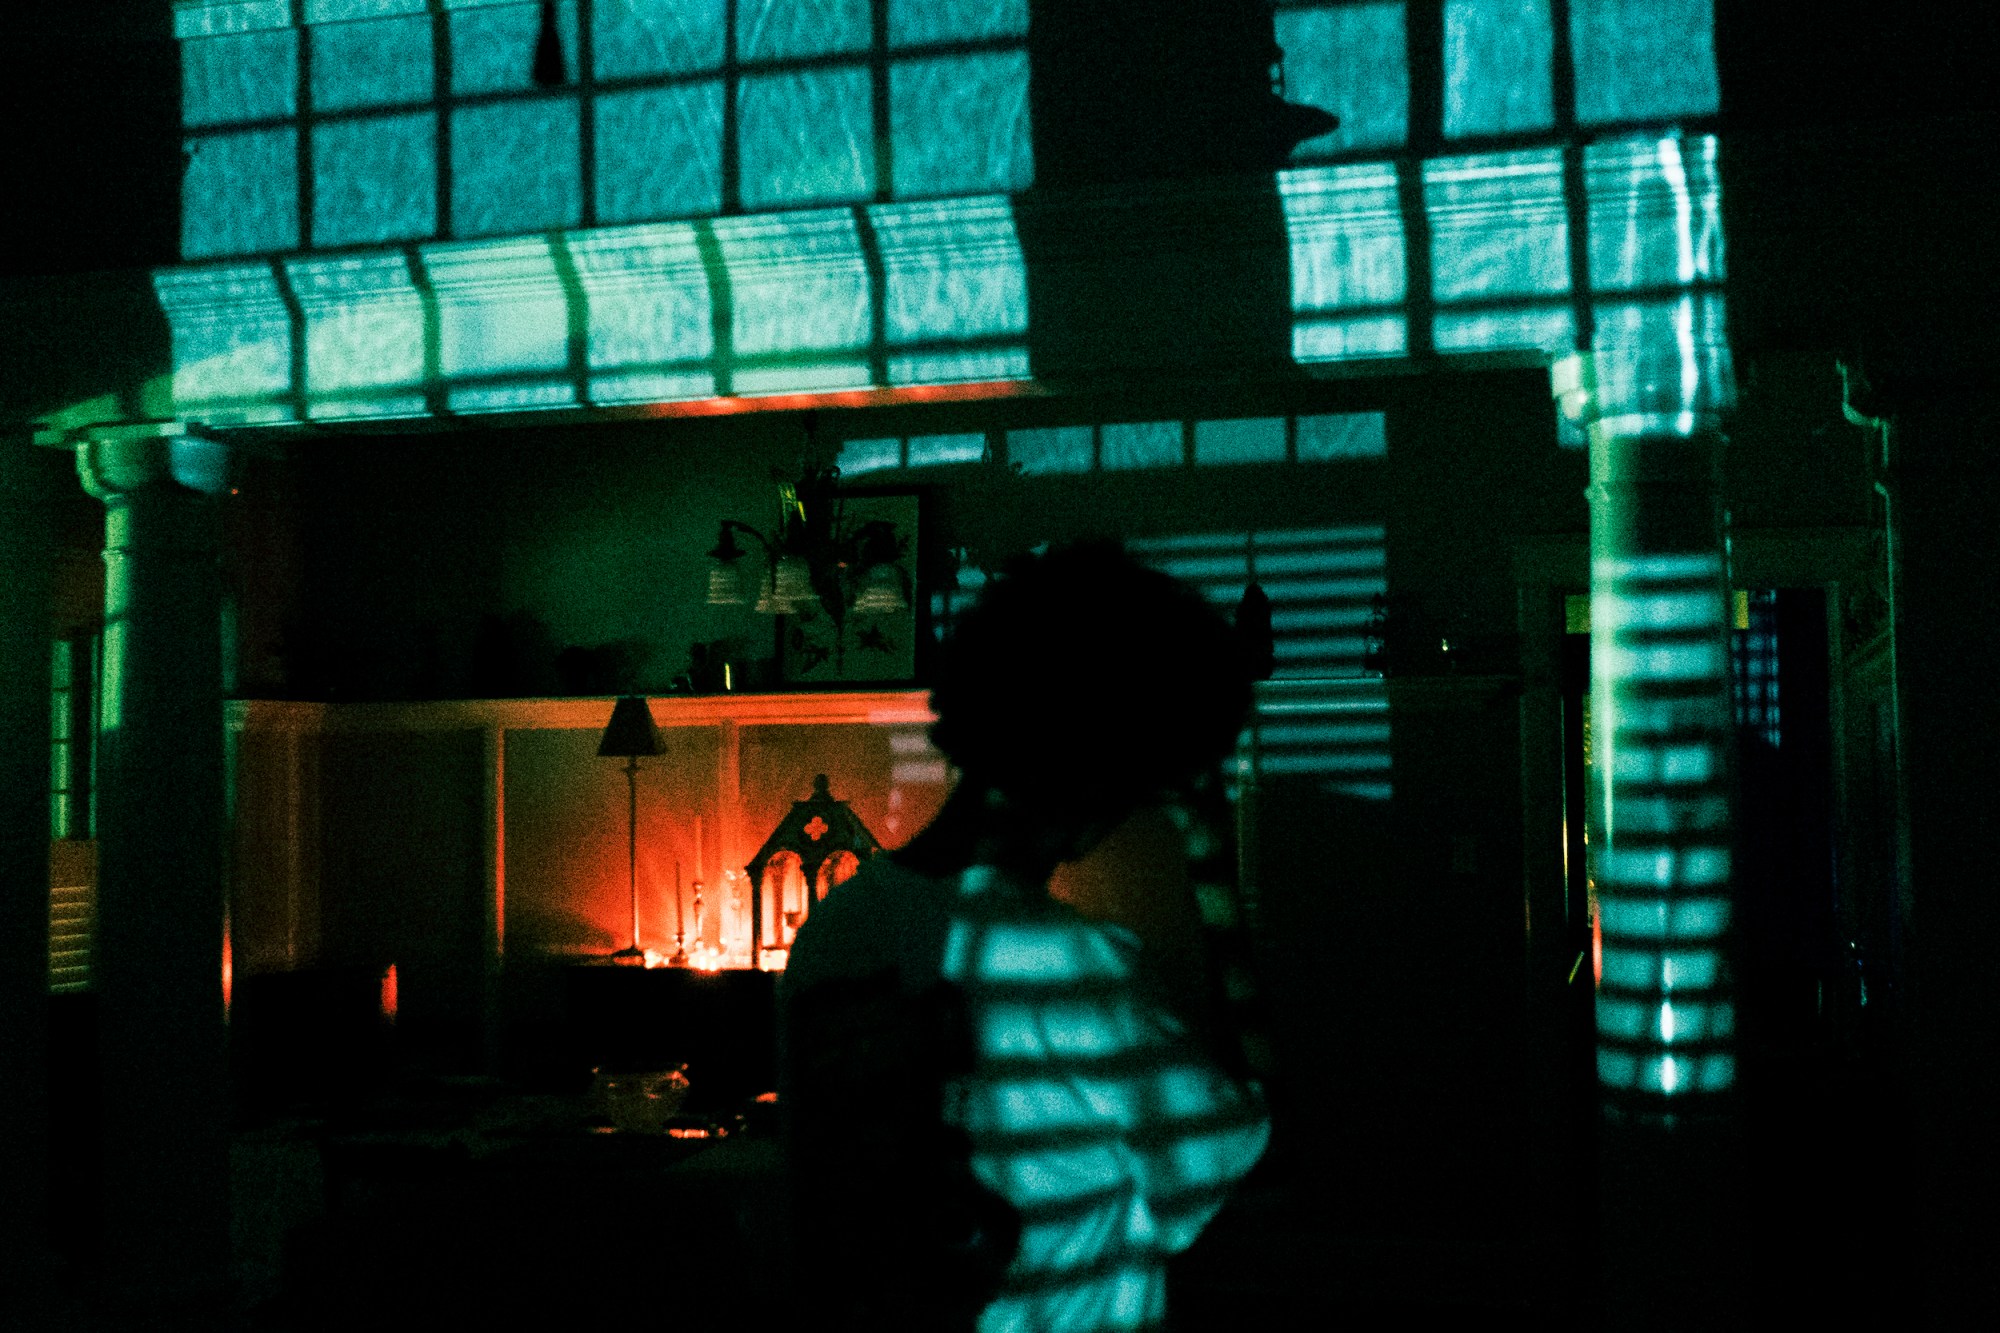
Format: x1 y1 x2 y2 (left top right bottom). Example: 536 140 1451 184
778 491 922 685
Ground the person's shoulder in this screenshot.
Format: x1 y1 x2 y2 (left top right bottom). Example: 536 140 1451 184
784 857 950 991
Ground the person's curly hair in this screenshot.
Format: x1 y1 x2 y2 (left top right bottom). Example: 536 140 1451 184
928 542 1253 815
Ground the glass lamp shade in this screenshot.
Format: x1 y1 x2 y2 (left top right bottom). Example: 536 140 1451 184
597 696 663 757
756 553 815 615
851 562 907 614
707 559 750 606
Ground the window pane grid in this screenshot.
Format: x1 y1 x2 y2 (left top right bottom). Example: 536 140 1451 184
180 0 1035 260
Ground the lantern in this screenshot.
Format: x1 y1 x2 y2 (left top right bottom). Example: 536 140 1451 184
745 774 881 969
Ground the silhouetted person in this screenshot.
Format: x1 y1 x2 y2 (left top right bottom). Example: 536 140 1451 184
781 543 1268 1331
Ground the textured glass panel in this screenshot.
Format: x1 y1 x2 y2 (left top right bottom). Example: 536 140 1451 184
871 198 1027 344
452 0 578 94
594 0 726 77
154 265 294 406
286 251 426 396
889 0 1027 48
568 223 714 370
738 68 874 208
1444 0 1554 137
908 433 986 467
887 348 1028 384
890 53 1033 197
182 129 299 258
1434 305 1574 353
1009 426 1092 475
182 29 298 127
596 84 724 221
1280 163 1406 313
1571 0 1720 124
1292 316 1406 361
313 113 437 246
1296 413 1387 460
1425 150 1569 300
1587 134 1724 292
422 236 572 376
452 98 582 235
1276 4 1407 154
839 438 903 474
715 210 870 355
312 15 433 110
1101 421 1181 471
736 0 870 60
1195 418 1286 466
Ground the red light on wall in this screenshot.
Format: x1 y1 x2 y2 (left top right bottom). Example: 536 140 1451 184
380 963 399 1025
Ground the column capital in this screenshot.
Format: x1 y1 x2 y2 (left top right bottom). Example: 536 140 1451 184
75 423 229 502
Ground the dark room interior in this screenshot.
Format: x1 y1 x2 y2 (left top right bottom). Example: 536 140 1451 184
3 2 1995 1328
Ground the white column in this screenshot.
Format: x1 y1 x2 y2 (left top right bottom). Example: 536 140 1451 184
76 426 232 1305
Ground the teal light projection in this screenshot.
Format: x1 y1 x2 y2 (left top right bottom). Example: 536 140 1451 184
156 194 1027 422
888 0 1026 46
1193 418 1287 467
451 1 578 95
738 70 875 209
1281 164 1409 361
1570 0 1720 125
937 878 1269 1332
594 84 725 221
594 0 726 78
311 14 433 111
843 411 1387 479
181 26 296 127
1280 131 1728 430
1426 149 1576 355
286 252 428 418
1132 524 1388 681
1275 3 1410 155
312 113 438 246
1133 527 1392 800
737 0 870 59
1444 0 1554 137
890 52 1034 197
175 0 1034 262
453 99 585 236
1591 551 1736 1099
182 129 299 259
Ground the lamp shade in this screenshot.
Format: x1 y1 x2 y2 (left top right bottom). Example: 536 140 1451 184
851 562 908 614
597 696 663 757
755 553 815 615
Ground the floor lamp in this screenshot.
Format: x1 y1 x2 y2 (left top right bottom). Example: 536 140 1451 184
598 696 662 961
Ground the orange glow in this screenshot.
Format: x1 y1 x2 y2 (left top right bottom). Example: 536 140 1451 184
380 963 399 1024
626 379 1044 421
221 917 233 1020
1592 913 1604 986
667 1126 714 1139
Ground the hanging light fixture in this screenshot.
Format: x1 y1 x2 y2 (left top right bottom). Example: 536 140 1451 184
706 414 914 672
706 524 752 606
851 561 908 615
